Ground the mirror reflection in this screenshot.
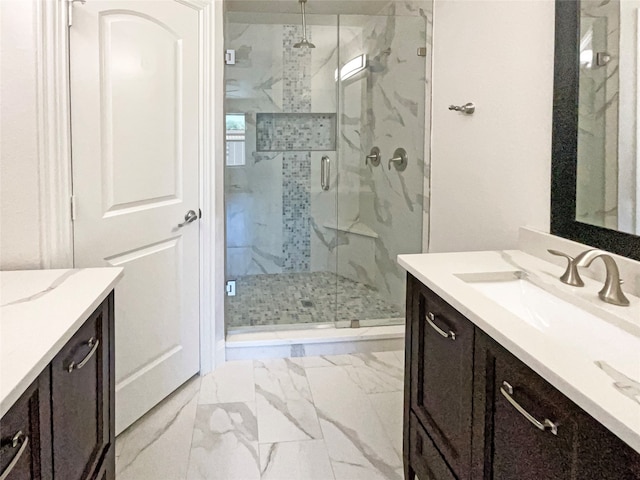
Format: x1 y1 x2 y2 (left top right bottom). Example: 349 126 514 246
577 0 639 235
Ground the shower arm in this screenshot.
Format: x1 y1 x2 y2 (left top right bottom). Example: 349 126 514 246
300 0 309 40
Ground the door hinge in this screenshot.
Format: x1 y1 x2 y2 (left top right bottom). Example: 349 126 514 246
225 280 236 297
70 195 77 221
417 47 427 57
67 0 86 27
225 49 236 65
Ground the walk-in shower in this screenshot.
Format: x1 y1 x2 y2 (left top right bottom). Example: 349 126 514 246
224 1 431 331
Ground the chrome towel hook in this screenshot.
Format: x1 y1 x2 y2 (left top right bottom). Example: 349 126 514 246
448 102 475 114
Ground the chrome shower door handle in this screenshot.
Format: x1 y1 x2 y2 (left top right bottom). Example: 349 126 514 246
321 156 330 191
178 210 198 228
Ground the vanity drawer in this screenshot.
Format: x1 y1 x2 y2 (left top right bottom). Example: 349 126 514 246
50 299 110 480
0 373 51 480
409 413 456 480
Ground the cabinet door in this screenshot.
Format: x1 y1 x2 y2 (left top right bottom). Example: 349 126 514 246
409 278 474 479
0 371 51 480
488 342 578 479
51 297 111 480
473 332 640 480
576 410 640 479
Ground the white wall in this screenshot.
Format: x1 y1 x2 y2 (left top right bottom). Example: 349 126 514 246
428 0 555 253
0 0 44 269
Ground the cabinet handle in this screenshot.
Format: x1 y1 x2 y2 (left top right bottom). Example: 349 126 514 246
426 312 456 340
500 381 558 436
67 337 99 373
0 431 29 480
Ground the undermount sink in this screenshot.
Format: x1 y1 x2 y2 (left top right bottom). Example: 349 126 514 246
457 271 640 403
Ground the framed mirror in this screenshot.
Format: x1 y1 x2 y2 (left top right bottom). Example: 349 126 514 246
552 0 640 260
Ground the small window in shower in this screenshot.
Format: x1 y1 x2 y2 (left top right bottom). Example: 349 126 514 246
226 113 246 166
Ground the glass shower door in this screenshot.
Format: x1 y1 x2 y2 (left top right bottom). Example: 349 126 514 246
334 14 427 328
224 12 341 330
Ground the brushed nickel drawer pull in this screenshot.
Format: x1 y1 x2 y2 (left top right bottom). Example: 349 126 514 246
500 381 558 435
426 312 456 340
0 431 29 480
67 337 99 373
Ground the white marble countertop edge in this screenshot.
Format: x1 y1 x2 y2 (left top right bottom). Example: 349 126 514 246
0 268 124 417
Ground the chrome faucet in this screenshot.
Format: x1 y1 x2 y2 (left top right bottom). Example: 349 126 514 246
573 249 630 306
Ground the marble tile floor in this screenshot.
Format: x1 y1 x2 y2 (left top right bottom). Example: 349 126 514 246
226 272 404 329
115 350 406 480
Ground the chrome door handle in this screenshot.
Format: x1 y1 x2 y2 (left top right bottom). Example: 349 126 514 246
67 337 99 373
0 431 29 480
178 210 198 228
426 312 456 340
320 156 330 191
500 381 558 435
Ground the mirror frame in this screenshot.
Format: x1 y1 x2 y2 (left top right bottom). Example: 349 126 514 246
551 0 640 260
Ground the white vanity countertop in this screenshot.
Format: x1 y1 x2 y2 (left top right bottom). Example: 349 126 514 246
0 268 123 417
398 250 640 454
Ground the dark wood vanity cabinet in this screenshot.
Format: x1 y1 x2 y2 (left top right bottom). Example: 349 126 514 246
406 274 474 479
1 293 115 480
404 274 640 480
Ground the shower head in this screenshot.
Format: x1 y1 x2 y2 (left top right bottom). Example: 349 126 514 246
293 0 316 49
293 38 315 49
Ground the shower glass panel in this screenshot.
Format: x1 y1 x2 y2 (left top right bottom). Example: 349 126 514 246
224 13 340 329
224 8 427 331
333 15 426 328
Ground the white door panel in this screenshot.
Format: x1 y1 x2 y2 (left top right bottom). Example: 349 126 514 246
70 0 200 434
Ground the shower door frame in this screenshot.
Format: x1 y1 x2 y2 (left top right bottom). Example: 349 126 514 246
216 14 432 333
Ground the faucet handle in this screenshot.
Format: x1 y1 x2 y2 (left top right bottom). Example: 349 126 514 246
547 249 585 287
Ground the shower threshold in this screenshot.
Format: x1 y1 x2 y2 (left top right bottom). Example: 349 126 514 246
226 323 405 361
227 316 404 335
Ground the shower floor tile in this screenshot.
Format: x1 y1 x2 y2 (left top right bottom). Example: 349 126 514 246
225 272 403 328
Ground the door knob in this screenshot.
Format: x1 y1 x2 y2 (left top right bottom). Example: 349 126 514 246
178 210 198 228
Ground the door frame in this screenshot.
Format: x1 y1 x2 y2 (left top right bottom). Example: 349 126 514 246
38 0 225 374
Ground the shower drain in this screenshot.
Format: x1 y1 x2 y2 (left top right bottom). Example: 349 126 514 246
301 300 314 308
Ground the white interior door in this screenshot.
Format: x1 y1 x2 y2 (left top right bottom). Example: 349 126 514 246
70 0 201 434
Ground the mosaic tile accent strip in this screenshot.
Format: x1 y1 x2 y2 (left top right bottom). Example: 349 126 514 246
281 24 313 272
282 152 311 272
283 25 312 112
225 272 404 328
256 113 337 151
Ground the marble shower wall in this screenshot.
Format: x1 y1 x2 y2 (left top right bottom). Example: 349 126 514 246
577 0 620 230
